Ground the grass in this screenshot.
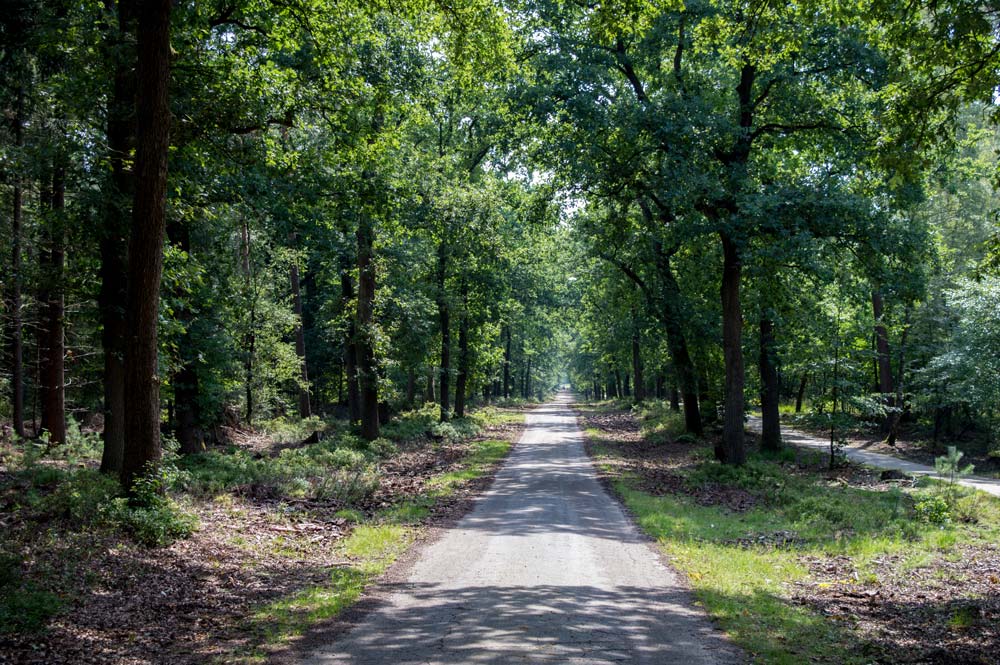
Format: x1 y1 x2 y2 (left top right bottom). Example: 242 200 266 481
0 554 62 635
583 402 1000 664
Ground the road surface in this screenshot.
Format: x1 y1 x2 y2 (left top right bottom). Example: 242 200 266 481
306 393 741 664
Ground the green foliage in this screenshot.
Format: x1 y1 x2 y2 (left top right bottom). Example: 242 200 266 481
101 495 199 547
39 469 120 522
0 553 62 635
174 429 394 506
914 496 951 525
935 446 975 484
591 425 1000 663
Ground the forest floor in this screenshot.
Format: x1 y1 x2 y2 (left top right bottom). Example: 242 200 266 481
580 400 1000 665
0 405 524 664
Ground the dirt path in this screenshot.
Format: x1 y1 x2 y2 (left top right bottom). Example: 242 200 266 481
305 393 741 664
748 416 1000 497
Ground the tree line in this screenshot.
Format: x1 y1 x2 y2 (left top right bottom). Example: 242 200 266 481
0 0 577 495
2 0 1000 496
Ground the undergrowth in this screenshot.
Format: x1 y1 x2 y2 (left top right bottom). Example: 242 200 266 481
583 402 1000 664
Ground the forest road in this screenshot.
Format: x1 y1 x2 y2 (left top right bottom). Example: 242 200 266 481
304 392 741 664
747 416 1000 498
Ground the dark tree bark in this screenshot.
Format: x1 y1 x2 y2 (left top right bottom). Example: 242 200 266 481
167 221 202 455
455 296 470 418
405 369 416 407
795 373 808 413
872 291 895 437
38 159 66 446
98 0 133 473
711 60 755 464
7 87 25 438
623 372 631 397
718 233 746 465
614 369 623 399
241 219 256 424
120 0 172 492
670 385 680 412
425 367 435 403
289 237 311 419
502 325 511 400
758 317 781 451
454 282 470 418
631 323 645 403
340 268 361 423
437 241 451 421
652 241 702 434
356 213 379 441
885 308 911 447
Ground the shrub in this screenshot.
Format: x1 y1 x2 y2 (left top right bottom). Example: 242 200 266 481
313 467 380 505
101 465 199 546
914 495 951 524
39 469 119 522
102 496 199 546
329 448 367 469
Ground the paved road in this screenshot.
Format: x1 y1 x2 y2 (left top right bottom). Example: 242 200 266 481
306 393 740 664
748 416 1000 497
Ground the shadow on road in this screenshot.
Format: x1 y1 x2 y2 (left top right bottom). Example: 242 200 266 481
305 583 737 664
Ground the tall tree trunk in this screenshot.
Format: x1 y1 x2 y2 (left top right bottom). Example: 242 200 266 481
120 0 172 492
38 159 66 445
167 221 202 454
405 369 416 407
623 372 631 397
502 324 511 400
454 282 469 418
437 241 451 421
289 237 311 419
670 384 680 412
872 291 894 436
631 325 644 403
241 219 256 424
885 308 911 447
653 242 701 434
356 213 379 441
718 233 746 465
795 373 808 413
614 368 622 399
7 86 25 438
340 269 360 423
98 0 133 473
758 316 781 451
424 367 435 403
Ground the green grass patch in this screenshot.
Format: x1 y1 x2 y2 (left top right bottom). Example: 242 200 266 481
587 422 1000 664
426 439 511 497
0 554 62 635
248 567 369 649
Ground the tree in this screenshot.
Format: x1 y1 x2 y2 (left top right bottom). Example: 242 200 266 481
120 0 172 492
